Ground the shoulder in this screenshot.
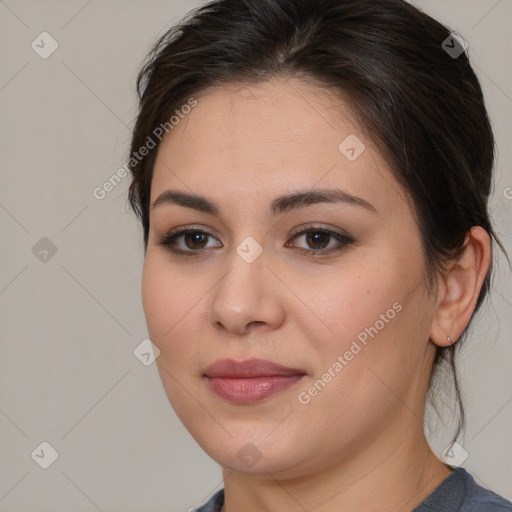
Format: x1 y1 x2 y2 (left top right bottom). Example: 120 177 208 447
192 474 512 512
193 489 224 512
414 467 512 511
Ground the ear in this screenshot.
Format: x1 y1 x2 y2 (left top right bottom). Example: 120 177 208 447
429 226 492 347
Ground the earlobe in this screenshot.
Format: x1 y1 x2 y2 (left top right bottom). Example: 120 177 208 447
429 226 491 348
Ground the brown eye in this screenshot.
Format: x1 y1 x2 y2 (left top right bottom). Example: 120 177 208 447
183 232 209 250
287 228 353 256
157 229 222 255
304 231 331 250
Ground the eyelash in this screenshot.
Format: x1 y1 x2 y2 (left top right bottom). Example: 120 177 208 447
156 224 354 258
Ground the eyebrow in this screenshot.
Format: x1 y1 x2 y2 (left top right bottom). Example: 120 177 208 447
151 188 378 216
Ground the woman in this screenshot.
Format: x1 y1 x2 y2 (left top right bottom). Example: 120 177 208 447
127 0 511 510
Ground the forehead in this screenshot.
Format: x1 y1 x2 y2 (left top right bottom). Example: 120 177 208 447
151 78 408 216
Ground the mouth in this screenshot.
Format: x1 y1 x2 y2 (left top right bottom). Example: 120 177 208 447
203 358 307 404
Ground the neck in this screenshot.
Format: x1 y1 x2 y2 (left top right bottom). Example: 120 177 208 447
221 423 452 512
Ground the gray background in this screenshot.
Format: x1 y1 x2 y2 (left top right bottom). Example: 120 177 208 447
0 1 510 511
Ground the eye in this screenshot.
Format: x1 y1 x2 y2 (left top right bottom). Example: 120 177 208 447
286 226 353 256
157 227 221 255
156 224 353 257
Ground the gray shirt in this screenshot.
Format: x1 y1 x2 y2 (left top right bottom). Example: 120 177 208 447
194 468 511 511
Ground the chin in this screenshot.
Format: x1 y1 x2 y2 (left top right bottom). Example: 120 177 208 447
193 431 307 475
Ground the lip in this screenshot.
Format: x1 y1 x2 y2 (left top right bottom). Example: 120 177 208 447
204 358 305 378
204 358 306 404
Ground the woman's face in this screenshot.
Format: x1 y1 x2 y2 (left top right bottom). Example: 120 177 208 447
142 78 439 476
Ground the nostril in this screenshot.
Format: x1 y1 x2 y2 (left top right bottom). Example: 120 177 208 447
247 320 265 329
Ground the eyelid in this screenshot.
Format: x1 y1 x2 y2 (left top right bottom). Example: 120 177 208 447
157 223 353 256
155 224 220 254
288 222 351 239
161 223 349 242
164 224 218 238
286 225 353 256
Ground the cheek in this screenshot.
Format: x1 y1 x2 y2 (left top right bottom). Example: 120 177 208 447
141 257 169 340
301 266 401 349
141 254 209 368
142 255 189 346
300 252 430 384
142 256 209 428
293 276 428 436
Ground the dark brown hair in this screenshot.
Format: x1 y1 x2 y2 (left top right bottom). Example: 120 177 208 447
127 0 507 441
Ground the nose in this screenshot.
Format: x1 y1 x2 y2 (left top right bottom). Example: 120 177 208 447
208 247 286 335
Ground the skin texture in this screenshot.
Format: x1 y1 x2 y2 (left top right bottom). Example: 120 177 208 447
141 78 491 511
